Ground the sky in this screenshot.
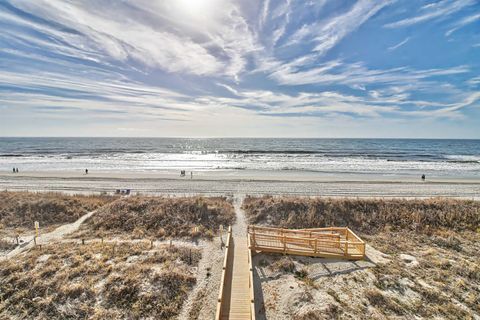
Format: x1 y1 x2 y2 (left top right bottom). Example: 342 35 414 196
0 0 479 138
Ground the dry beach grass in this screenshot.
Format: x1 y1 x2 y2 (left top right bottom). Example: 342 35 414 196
0 191 114 228
75 196 235 239
0 193 234 319
243 196 480 232
0 241 200 319
244 196 480 319
0 191 114 238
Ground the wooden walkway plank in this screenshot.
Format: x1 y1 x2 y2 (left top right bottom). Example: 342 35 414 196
221 236 251 319
217 230 255 320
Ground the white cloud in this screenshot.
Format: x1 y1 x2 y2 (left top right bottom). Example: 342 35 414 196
9 0 259 78
286 0 392 56
441 92 480 112
467 76 480 86
388 37 410 51
385 0 475 28
193 85 476 120
445 13 480 36
268 59 469 87
260 0 271 27
1 0 479 137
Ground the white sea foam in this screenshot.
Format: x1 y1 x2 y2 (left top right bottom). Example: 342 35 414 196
1 138 479 178
1 152 479 177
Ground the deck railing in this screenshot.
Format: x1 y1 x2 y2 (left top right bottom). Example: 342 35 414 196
247 235 256 320
215 226 232 320
248 225 365 260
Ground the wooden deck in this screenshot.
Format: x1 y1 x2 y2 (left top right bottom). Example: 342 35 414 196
216 227 255 320
216 225 365 319
248 226 365 260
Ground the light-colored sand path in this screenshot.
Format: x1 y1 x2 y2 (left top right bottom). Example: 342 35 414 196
232 195 248 237
1 210 96 260
177 236 225 320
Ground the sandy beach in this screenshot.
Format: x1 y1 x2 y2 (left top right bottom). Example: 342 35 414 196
1 170 479 198
1 184 479 319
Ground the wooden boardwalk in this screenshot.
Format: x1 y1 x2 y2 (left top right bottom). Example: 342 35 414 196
216 225 365 319
248 226 365 260
216 228 255 320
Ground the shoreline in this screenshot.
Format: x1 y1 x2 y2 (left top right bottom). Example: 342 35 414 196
1 170 479 199
2 170 480 184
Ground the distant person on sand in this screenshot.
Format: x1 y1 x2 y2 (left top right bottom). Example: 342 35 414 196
421 174 425 181
85 169 88 175
190 171 193 179
16 168 18 173
13 167 15 173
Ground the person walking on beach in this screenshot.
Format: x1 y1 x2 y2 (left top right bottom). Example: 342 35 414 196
85 169 88 175
15 168 18 173
190 171 193 179
12 167 15 173
421 174 425 181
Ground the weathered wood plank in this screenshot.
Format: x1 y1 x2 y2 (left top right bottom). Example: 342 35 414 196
216 228 255 320
248 225 365 260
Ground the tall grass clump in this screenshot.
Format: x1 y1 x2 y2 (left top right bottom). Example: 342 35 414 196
82 196 235 238
0 242 199 319
243 196 480 233
0 191 114 228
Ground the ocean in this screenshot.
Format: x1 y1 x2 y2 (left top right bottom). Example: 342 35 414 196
0 138 479 178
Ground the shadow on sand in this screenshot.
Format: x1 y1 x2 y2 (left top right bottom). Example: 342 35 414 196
251 253 377 319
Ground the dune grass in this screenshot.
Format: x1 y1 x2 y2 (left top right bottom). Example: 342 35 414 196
0 241 200 319
0 191 114 230
76 196 235 239
242 196 480 233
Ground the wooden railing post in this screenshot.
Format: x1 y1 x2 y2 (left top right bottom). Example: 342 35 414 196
216 226 233 320
252 226 255 250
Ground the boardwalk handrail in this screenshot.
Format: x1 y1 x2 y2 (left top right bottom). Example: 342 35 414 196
215 226 232 320
346 227 365 256
247 235 256 320
248 225 365 260
248 225 340 237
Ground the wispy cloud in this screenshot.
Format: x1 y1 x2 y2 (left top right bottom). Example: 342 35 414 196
384 0 476 28
269 59 469 87
388 37 410 51
5 0 259 78
467 76 480 86
0 0 479 137
286 0 392 56
445 13 480 36
193 84 477 120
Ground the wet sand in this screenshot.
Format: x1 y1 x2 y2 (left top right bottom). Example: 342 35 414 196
1 170 479 198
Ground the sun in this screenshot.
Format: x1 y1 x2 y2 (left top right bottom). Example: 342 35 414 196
175 0 215 18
